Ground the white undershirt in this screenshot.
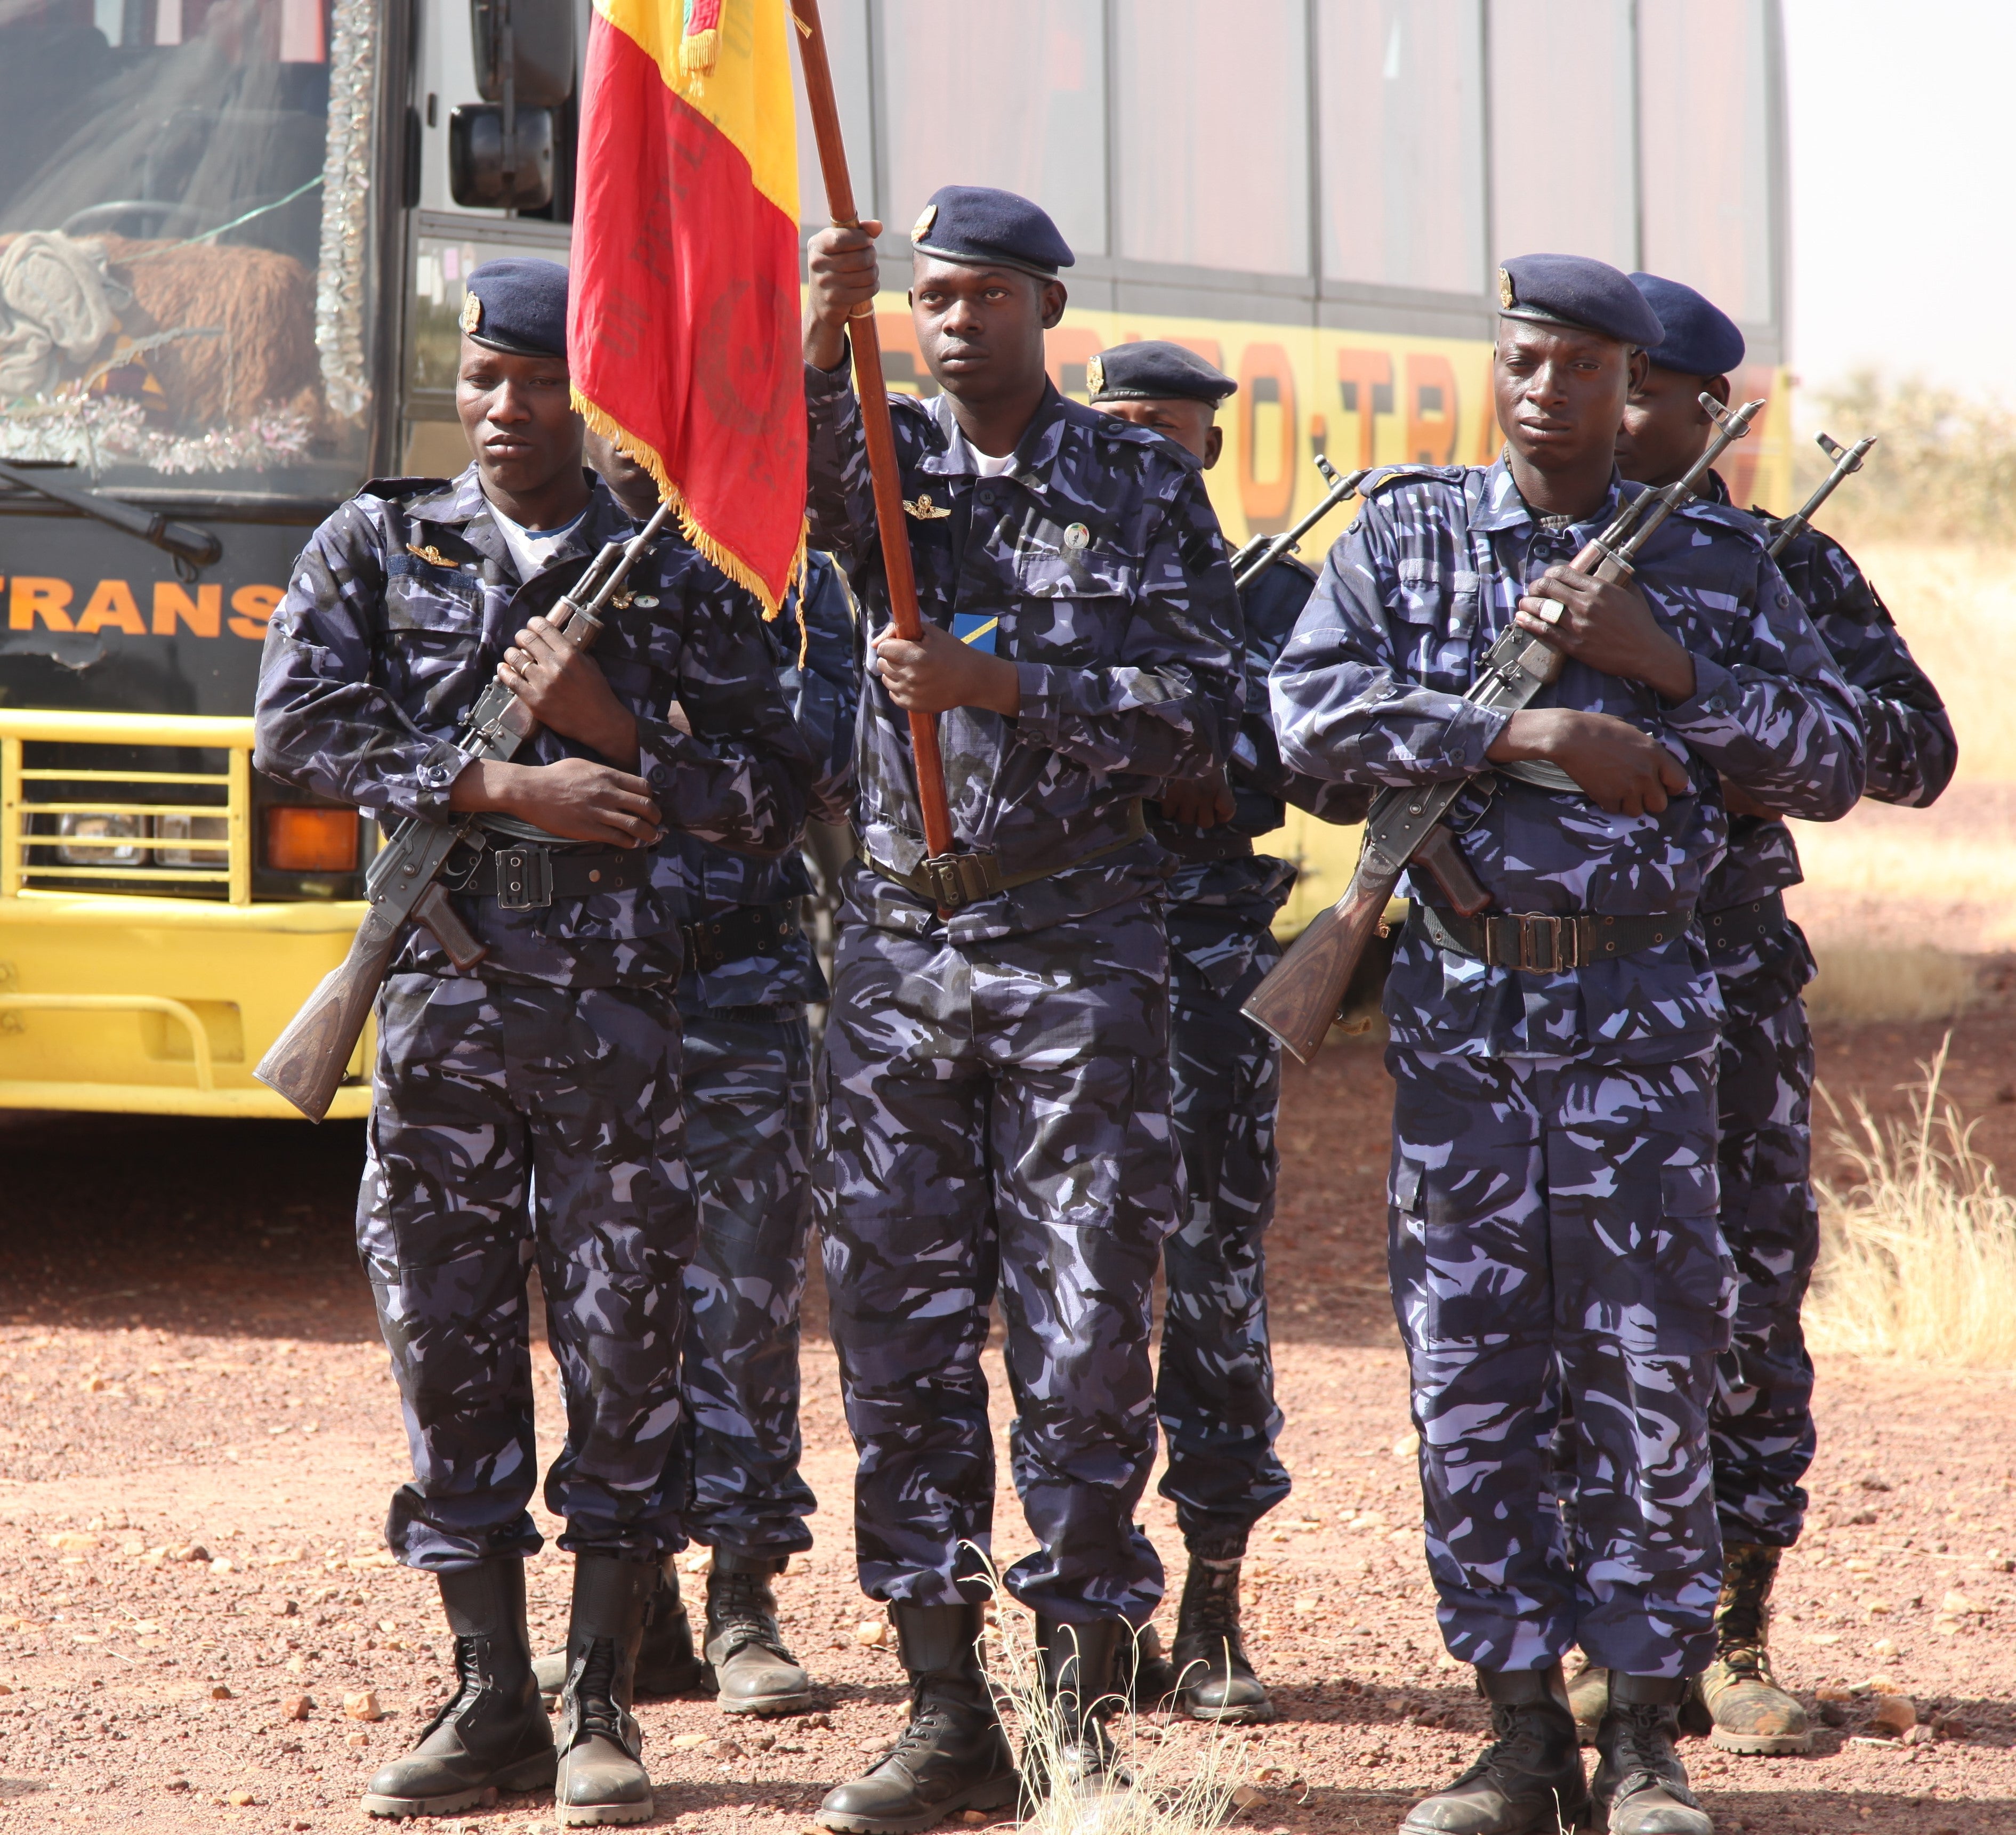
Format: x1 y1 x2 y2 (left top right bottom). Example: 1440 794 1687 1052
488 500 588 582
948 427 1015 478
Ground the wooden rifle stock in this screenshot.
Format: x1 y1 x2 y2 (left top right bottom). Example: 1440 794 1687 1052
253 906 404 1122
1243 864 1396 1065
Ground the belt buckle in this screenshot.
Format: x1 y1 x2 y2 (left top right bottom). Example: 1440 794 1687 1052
922 850 998 911
496 846 552 911
1516 912 1567 973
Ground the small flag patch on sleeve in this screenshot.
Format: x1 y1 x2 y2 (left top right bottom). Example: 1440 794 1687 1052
951 612 999 654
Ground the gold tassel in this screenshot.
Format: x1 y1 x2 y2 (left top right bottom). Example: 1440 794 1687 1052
678 25 719 79
573 389 802 621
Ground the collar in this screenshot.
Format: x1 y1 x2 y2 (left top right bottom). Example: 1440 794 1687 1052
411 465 629 578
1469 452 1630 536
913 382 1072 482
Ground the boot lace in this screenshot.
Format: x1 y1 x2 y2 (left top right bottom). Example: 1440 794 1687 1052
561 1638 628 1751
1447 1702 1559 1792
713 1570 794 1658
415 1634 486 1742
1716 1638 1776 1685
1604 1702 1695 1805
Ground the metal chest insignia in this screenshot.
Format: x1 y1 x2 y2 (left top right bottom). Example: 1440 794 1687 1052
460 292 482 334
406 541 456 568
1062 522 1090 551
904 493 951 520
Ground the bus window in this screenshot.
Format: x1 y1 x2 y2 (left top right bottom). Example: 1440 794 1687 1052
1488 0 1636 271
877 0 1107 257
1114 0 1310 278
1319 0 1486 296
1638 0 1775 326
0 0 372 496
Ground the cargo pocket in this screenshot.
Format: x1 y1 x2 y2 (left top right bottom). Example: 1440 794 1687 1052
1554 1159 1732 1355
1389 1154 1552 1349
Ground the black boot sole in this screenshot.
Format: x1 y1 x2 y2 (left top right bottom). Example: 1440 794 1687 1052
816 1770 1020 1835
361 1747 558 1818
558 1798 657 1829
1180 1691 1278 1726
1398 1793 1592 1835
717 1684 818 1716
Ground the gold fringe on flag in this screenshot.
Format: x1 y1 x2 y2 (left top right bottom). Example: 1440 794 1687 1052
678 25 719 77
575 390 807 626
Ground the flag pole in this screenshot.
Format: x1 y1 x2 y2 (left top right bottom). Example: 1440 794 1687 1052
790 0 958 877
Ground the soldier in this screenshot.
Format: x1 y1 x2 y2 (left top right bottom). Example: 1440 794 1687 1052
1271 254 1863 1835
800 189 1244 1830
520 431 859 1718
1566 273 1956 1757
1085 341 1368 1724
254 259 811 1825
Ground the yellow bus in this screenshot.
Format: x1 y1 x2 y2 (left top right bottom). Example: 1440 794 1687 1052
0 0 1793 1116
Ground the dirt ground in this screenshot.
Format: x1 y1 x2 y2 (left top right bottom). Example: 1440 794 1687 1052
2 996 2013 1834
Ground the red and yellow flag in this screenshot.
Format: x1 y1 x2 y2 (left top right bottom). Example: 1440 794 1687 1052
569 0 803 613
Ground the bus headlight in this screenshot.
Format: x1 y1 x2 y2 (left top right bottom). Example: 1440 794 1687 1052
154 813 229 867
263 806 359 872
55 812 146 865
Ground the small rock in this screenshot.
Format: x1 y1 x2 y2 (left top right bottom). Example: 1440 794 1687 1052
209 1557 235 1575
1863 1597 1892 1615
961 1814 991 1826
784 1554 813 1576
1940 1589 1981 1616
1391 1430 1420 1458
172 1543 210 1564
84 1375 110 1394
1868 1694 1916 1736
1903 1723 1936 1745
671 1733 710 1751
751 1733 777 1752
210 1685 233 1701
44 1532 97 1554
345 1731 369 1750
1859 1475 1893 1493
705 1737 746 1760
164 1776 190 1791
857 1737 890 1755
1231 1783 1269 1810
343 1689 382 1723
854 1618 891 1647
1871 1639 1898 1658
227 1790 255 1807
271 1598 299 1618
677 1550 713 1574
1818 1700 1847 1727
283 1694 313 1721
0 1684 11 1697
1932 1712 1970 1741
807 1712 833 1730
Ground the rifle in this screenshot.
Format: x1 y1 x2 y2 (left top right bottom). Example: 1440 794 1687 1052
253 500 675 1121
1241 393 1764 1064
1229 454 1369 590
1766 430 1876 560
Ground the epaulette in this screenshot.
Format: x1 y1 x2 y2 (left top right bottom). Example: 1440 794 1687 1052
356 475 453 503
1360 463 1467 496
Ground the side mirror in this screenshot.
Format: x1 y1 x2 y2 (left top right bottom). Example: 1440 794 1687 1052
448 104 555 209
471 0 576 109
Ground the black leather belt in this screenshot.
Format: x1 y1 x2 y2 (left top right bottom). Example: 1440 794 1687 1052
1415 903 1694 974
681 901 801 976
487 843 648 910
1701 892 1788 954
860 799 1147 912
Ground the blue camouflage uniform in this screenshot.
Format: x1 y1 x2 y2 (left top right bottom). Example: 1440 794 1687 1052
805 358 1244 1628
254 467 810 1572
1271 455 1863 1677
1697 478 1955 1551
656 550 859 1562
1152 555 1370 1558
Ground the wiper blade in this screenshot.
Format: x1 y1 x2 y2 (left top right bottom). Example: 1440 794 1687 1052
0 459 222 575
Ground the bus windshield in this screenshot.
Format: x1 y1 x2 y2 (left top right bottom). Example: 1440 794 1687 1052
0 0 376 497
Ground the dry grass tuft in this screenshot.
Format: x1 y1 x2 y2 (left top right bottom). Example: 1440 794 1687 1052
1807 1039 2016 1369
979 1570 1250 1835
1805 947 1979 1024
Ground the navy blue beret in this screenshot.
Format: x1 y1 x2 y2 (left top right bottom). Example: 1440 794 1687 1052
461 257 569 358
1497 253 1665 349
910 185 1074 282
1630 272 1745 377
1086 340 1235 407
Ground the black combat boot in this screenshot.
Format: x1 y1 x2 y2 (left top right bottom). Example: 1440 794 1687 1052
534 1559 705 1704
1035 1616 1132 1797
1166 1553 1276 1724
553 1554 657 1827
1592 1674 1713 1834
1693 1544 1810 1755
1400 1664 1590 1834
706 1548 815 1715
361 1558 556 1818
816 1602 1018 1834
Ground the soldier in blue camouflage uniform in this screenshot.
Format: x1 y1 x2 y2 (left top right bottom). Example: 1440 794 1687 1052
546 434 861 1719
1086 341 1369 1725
1559 273 1955 1761
254 261 811 1825
1271 255 1862 1835
801 190 1244 1832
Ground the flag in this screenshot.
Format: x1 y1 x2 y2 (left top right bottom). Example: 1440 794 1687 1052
570 0 804 613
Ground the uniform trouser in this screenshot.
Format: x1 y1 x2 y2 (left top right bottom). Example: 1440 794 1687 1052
816 888 1181 1626
1157 911 1291 1555
678 1004 818 1557
1388 1045 1733 1677
358 971 692 1572
1709 994 1819 1549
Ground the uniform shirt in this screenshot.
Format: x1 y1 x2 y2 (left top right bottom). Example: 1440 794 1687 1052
1699 471 1956 1020
658 548 860 1013
1270 456 1864 1063
805 359 1244 942
254 467 812 990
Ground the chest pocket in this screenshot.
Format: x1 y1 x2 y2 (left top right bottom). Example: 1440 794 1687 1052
379 564 489 720
1006 541 1136 666
1391 558 1481 692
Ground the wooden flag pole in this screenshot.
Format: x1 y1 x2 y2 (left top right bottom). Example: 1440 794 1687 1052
791 0 957 872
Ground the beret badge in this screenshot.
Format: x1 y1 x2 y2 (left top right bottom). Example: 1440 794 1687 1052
1085 353 1105 397
911 203 937 243
1498 267 1515 311
460 292 482 334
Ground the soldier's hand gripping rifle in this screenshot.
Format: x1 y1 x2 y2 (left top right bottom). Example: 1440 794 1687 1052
253 500 676 1121
1765 430 1876 560
1229 454 1370 589
1241 394 1764 1065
